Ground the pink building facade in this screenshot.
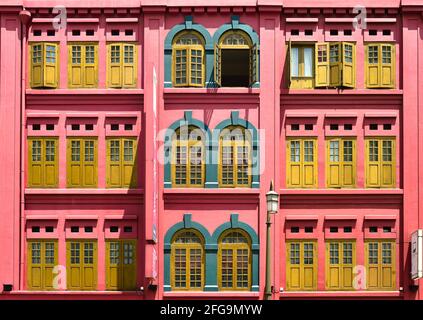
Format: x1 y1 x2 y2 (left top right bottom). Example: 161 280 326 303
0 0 422 300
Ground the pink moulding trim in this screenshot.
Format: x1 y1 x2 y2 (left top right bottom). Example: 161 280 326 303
364 215 397 220
25 215 59 220
285 18 318 23
285 215 319 221
324 215 357 220
104 215 138 220
65 215 98 220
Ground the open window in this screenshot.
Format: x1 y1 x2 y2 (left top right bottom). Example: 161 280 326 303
288 41 355 89
172 31 205 87
214 31 258 87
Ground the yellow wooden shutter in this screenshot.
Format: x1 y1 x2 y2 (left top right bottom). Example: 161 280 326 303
380 138 395 188
288 39 292 87
365 139 380 187
381 241 395 290
249 43 258 86
67 138 81 187
68 45 82 88
326 242 341 289
302 242 316 290
341 242 355 290
123 44 137 87
67 241 82 290
342 42 355 88
214 44 221 86
315 43 329 87
30 43 43 88
302 139 317 188
329 42 341 87
122 138 137 188
108 43 122 87
365 44 380 88
327 139 341 188
43 43 58 88
107 138 122 188
82 241 97 290
83 44 98 88
286 241 301 290
44 138 58 187
341 139 356 187
28 138 43 187
380 44 395 88
286 140 301 188
122 240 137 290
83 139 97 187
27 241 42 290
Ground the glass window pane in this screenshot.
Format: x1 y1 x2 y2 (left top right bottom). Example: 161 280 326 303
291 47 299 77
303 47 313 77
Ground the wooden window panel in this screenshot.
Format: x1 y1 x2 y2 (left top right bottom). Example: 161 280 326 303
286 240 317 291
66 240 97 290
27 240 58 290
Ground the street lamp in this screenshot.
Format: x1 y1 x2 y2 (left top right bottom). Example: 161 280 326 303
265 180 279 300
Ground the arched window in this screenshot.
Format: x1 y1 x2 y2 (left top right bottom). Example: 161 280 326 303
219 126 252 187
218 230 251 290
172 31 205 87
172 126 205 187
215 30 258 87
171 229 205 290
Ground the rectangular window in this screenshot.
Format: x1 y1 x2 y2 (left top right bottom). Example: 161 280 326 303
289 44 314 89
290 42 355 89
365 240 396 290
30 42 59 88
28 137 58 188
67 138 97 188
286 138 317 188
326 138 356 188
173 47 204 87
106 137 137 188
365 138 396 188
27 240 58 290
106 240 137 290
325 241 356 290
66 240 97 290
107 43 137 88
286 240 317 291
365 43 395 88
68 43 98 88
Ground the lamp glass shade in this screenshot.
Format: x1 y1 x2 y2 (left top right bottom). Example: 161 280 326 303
266 191 279 214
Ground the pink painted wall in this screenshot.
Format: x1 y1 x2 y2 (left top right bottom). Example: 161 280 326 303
0 0 422 301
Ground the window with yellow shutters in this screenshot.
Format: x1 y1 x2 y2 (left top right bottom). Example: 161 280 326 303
67 138 98 188
106 137 137 188
286 138 318 188
326 138 356 188
218 230 251 291
106 239 137 291
27 240 58 290
365 43 395 88
365 240 396 290
68 43 98 88
365 138 396 188
171 230 204 291
286 240 317 291
325 240 356 290
107 43 137 88
30 42 59 88
66 240 97 290
172 126 205 187
28 137 58 188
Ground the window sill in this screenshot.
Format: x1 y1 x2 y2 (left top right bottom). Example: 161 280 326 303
26 89 144 95
279 189 403 195
6 290 143 296
25 188 144 195
164 87 260 94
280 291 402 298
163 291 260 298
164 188 260 195
281 89 403 95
